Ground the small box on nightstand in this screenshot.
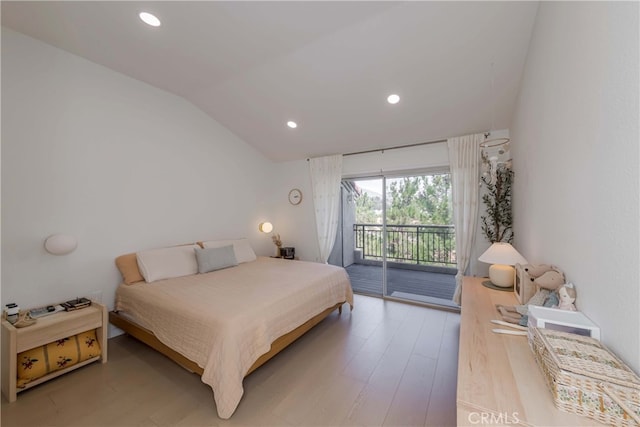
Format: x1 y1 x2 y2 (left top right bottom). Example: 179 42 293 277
279 247 295 259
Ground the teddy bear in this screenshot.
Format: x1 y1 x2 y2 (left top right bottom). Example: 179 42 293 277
522 263 554 278
553 284 577 311
496 267 565 326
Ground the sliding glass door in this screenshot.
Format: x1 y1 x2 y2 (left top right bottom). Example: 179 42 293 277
331 177 385 296
331 171 458 308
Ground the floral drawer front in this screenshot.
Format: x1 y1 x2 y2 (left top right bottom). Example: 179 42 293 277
17 329 101 387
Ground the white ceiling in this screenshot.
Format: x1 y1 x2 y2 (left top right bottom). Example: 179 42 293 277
2 1 539 162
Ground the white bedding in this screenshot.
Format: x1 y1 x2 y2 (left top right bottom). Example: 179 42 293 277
115 256 353 418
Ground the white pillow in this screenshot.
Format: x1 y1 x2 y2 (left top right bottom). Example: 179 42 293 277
201 238 257 264
136 244 199 283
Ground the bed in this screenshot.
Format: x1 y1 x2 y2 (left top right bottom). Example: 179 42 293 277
110 239 354 419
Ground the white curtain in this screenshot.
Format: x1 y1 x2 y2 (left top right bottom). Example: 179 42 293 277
447 133 483 305
309 155 343 263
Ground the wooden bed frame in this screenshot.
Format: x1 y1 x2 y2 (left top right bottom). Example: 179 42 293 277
109 301 345 377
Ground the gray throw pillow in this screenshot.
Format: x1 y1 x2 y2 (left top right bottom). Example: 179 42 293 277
195 245 238 274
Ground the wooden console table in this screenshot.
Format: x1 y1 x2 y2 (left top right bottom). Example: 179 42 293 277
457 276 603 426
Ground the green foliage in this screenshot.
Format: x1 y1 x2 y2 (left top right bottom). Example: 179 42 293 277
355 192 381 224
353 174 455 266
386 175 452 225
480 166 514 243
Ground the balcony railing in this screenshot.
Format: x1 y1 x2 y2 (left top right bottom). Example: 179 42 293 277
354 223 456 266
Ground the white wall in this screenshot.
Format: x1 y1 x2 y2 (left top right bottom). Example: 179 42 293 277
510 2 639 371
270 160 320 262
1 29 275 316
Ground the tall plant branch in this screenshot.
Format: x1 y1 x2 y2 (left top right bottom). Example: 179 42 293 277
480 165 514 243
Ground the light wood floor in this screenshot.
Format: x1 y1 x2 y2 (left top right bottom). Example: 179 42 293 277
1 294 460 426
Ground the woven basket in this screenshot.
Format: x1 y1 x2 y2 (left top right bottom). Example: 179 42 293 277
531 327 640 426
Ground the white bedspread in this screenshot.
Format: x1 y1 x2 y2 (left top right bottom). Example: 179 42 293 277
115 256 353 418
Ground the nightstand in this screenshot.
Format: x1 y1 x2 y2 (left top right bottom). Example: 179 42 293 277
1 302 108 402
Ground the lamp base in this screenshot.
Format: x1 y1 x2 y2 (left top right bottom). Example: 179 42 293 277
489 264 515 287
481 280 513 292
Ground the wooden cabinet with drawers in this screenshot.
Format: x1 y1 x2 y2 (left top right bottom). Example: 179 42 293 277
1 302 108 402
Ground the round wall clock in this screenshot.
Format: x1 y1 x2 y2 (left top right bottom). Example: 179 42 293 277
288 188 303 205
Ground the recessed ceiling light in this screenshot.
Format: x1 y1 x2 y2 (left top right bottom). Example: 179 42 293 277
139 12 161 27
287 121 298 129
387 94 400 104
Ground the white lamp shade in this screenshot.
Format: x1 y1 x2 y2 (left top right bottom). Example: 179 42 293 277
478 242 527 266
44 234 77 255
259 222 273 233
478 242 527 287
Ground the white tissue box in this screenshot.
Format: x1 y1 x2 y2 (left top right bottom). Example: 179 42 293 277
527 305 600 343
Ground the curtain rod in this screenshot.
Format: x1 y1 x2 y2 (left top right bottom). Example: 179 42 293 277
306 138 447 161
343 138 447 157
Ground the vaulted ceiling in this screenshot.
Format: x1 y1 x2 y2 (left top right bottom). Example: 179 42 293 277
2 1 539 162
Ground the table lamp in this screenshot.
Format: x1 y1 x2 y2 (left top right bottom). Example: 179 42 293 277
478 242 527 288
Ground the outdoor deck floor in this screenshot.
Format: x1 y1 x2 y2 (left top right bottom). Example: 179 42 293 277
345 263 459 308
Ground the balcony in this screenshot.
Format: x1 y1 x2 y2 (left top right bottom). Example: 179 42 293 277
346 223 458 308
353 223 456 267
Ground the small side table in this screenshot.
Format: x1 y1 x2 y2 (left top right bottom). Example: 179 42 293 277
1 302 108 402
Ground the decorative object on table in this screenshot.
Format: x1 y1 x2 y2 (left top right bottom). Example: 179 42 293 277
527 305 600 341
288 188 302 205
515 263 556 304
44 234 77 255
531 327 640 426
4 304 37 328
279 247 295 259
12 313 37 328
553 284 577 311
490 319 528 336
496 267 565 327
61 297 91 311
29 304 65 318
3 303 20 325
478 242 528 288
271 234 282 257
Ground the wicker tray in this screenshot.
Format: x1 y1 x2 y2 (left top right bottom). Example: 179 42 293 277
531 327 640 426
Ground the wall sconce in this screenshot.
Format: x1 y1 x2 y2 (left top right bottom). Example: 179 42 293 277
44 234 77 255
259 222 282 257
478 242 527 288
259 222 273 233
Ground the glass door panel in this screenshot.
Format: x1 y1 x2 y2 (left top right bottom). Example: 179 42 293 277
335 177 384 296
335 172 458 309
384 174 458 308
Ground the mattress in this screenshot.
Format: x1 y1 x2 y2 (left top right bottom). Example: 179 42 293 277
115 256 353 418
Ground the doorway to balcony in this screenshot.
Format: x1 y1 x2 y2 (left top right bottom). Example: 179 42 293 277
328 173 459 309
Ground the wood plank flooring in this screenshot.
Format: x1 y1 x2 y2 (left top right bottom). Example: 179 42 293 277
345 265 456 301
1 294 460 427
